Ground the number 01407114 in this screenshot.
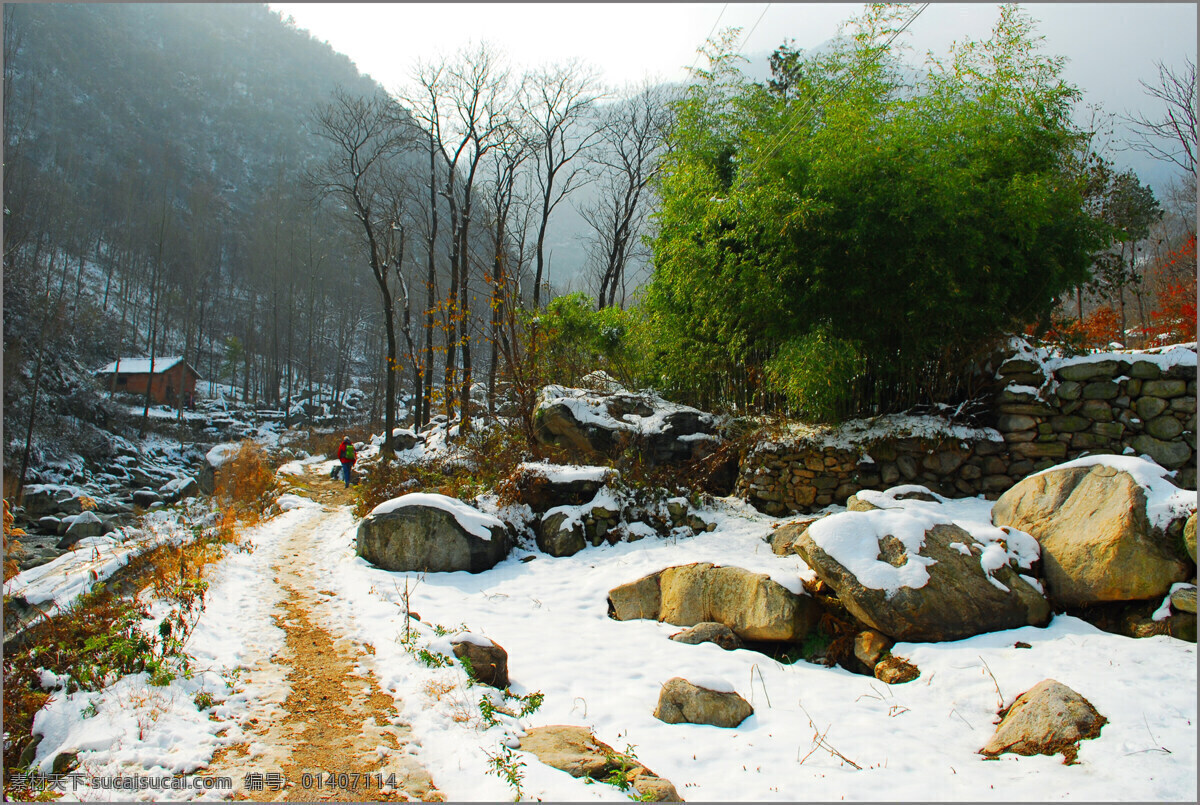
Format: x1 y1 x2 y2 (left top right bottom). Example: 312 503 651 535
300 772 397 790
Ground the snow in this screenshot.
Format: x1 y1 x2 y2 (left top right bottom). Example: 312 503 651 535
515 461 614 484
205 443 241 468
756 414 1002 455
683 676 736 694
1027 454 1197 530
806 494 1040 594
537 384 714 437
368 492 505 541
22 463 1197 802
4 509 205 615
96 356 188 375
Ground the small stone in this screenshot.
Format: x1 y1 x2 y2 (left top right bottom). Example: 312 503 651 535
1170 586 1197 614
1049 415 1090 433
1058 361 1118 381
1129 361 1162 379
1055 381 1083 401
874 656 919 684
1130 434 1192 469
854 630 892 668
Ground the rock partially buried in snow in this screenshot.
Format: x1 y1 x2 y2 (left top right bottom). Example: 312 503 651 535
518 725 681 801
991 457 1194 607
608 563 818 642
669 622 744 651
356 493 511 573
793 512 1049 642
980 679 1107 764
504 461 618 514
653 677 753 728
449 633 508 688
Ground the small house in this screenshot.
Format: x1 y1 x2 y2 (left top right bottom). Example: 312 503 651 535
96 356 201 406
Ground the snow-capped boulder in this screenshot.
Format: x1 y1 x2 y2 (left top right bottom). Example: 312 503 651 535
449 633 508 688
532 384 720 464
57 510 104 549
792 500 1050 642
159 476 198 503
131 488 162 508
536 510 587 557
980 679 1106 764
518 726 681 801
653 677 753 728
504 462 617 514
608 563 819 642
356 493 511 573
991 456 1195 608
197 442 241 495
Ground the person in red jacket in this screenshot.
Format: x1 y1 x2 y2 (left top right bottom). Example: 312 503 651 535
337 436 356 487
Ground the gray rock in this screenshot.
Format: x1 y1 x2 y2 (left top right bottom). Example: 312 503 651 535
980 679 1106 764
1144 415 1184 440
536 510 587 557
1130 434 1192 469
1141 379 1187 399
1081 381 1118 400
653 677 753 728
356 497 511 573
57 510 104 548
159 476 199 503
1129 361 1163 379
1058 361 1118 381
131 489 162 508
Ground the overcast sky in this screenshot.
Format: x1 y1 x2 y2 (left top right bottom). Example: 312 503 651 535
269 2 1197 193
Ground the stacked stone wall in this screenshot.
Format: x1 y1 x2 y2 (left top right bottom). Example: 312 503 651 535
738 347 1197 516
994 353 1196 489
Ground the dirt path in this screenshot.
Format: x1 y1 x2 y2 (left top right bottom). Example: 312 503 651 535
205 473 441 802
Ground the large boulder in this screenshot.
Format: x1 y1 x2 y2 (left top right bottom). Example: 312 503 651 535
608 563 818 642
356 493 511 573
793 512 1049 642
503 462 617 514
653 677 753 728
536 511 588 557
980 679 1106 764
991 459 1194 607
532 384 720 464
56 511 105 549
197 442 240 495
518 726 681 801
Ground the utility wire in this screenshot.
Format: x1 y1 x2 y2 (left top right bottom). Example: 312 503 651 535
739 4 772 57
687 2 730 78
738 2 929 183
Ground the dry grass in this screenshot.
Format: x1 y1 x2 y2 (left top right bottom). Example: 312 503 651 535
4 498 26 581
213 440 276 522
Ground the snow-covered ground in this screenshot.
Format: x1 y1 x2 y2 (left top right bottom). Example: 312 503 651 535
24 459 1198 801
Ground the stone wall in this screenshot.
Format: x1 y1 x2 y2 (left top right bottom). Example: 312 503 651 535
993 350 1196 489
737 424 1008 517
738 345 1197 516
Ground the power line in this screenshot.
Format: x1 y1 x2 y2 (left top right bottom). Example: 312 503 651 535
739 4 772 56
687 3 730 78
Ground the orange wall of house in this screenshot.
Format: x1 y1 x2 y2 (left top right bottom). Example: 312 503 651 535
112 365 197 404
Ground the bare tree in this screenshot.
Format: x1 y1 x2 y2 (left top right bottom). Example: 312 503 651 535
402 44 512 433
520 61 604 308
583 83 674 309
1123 58 1197 179
308 88 412 458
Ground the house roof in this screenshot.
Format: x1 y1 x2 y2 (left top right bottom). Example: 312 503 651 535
96 356 200 378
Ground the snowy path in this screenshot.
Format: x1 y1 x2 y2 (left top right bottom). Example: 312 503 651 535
199 478 441 802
